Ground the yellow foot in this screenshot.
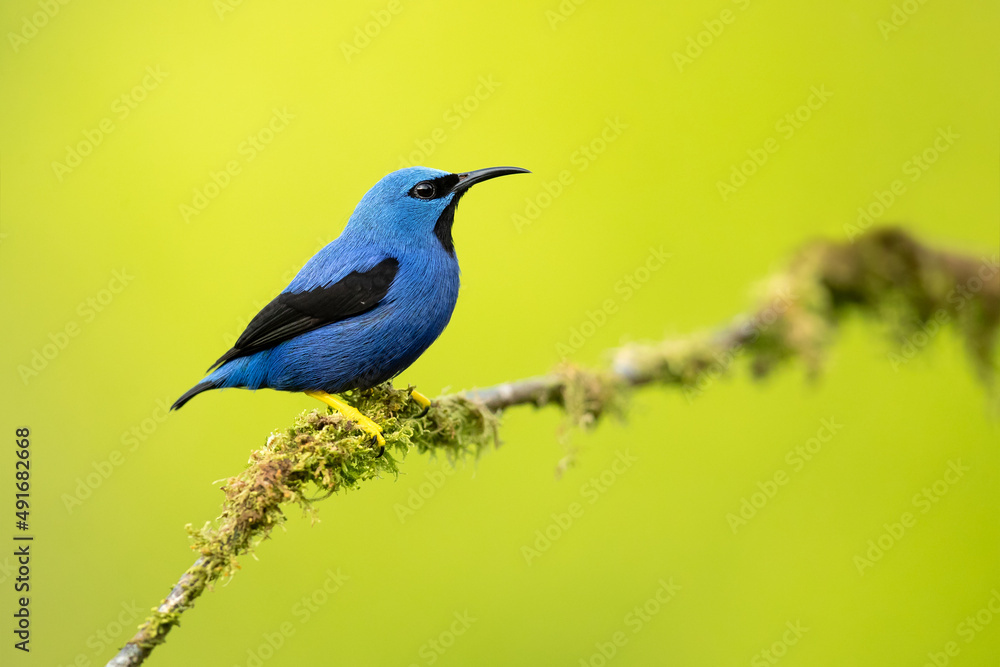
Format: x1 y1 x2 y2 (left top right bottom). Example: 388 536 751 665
410 389 432 417
304 390 385 449
410 390 431 409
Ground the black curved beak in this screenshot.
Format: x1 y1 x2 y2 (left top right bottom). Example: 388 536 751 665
451 166 530 194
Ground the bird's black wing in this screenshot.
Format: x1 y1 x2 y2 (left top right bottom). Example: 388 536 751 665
207 257 399 371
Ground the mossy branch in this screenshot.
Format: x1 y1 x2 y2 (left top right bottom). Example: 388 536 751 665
106 227 999 667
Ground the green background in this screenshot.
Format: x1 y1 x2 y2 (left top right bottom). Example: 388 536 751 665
2 0 998 665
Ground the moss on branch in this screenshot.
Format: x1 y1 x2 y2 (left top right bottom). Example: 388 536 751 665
107 227 999 667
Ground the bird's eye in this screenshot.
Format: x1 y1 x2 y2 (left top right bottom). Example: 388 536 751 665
412 181 436 199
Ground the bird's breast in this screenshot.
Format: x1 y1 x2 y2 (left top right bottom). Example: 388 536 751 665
389 251 460 333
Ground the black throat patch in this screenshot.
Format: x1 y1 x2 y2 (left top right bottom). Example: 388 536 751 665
433 193 464 255
410 173 463 255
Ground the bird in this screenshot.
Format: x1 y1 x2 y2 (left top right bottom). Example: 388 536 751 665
171 165 529 449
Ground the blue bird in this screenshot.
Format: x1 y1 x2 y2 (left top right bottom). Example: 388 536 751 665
171 165 529 447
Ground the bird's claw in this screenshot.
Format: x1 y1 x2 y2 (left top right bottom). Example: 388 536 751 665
359 424 386 456
410 389 432 419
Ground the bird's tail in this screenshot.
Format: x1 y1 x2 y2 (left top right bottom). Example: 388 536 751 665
171 380 216 410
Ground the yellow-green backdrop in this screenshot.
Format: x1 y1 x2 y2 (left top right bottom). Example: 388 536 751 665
1 1 998 665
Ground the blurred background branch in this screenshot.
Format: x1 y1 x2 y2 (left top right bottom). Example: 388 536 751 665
107 227 999 667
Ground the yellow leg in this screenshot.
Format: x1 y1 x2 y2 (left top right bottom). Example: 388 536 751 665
304 390 385 447
410 390 432 409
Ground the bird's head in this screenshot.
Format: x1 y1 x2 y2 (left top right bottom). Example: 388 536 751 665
347 166 529 254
